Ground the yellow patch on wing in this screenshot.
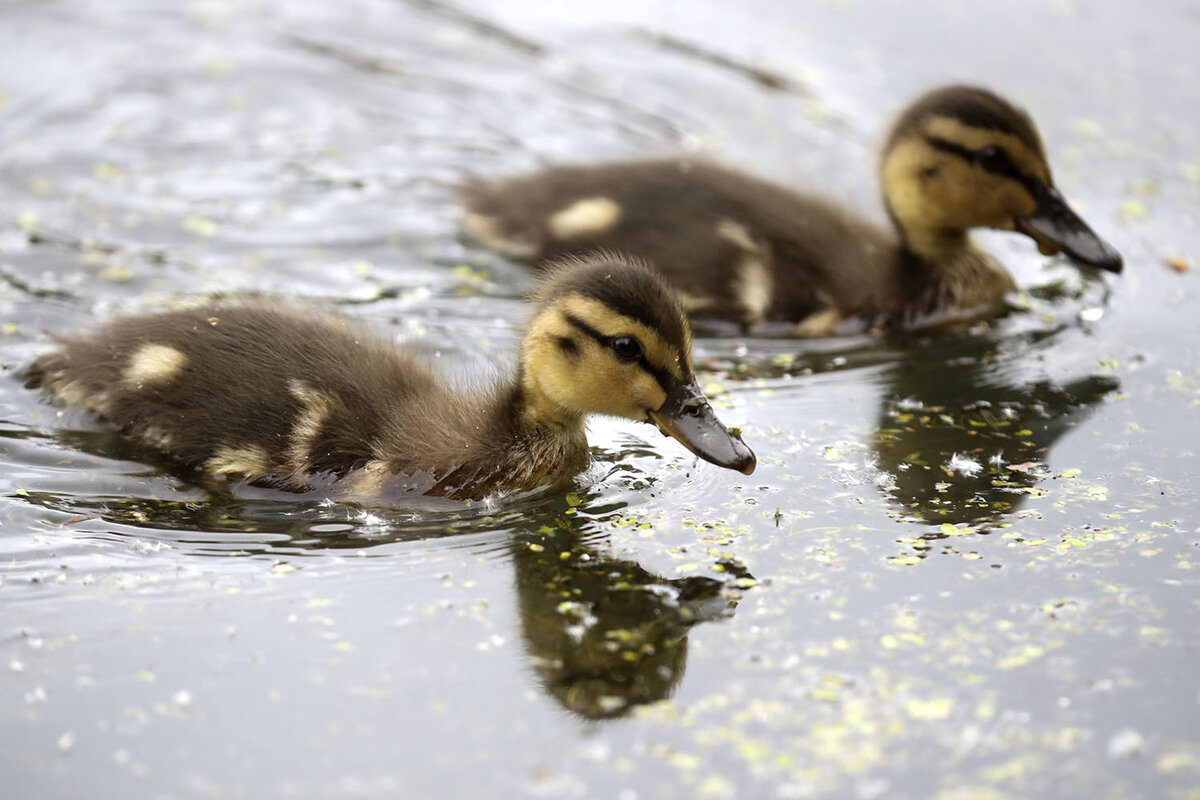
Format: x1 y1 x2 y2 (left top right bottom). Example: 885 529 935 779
287 379 332 474
461 211 538 258
45 373 114 417
715 218 758 252
677 290 720 313
547 197 622 240
124 344 187 386
717 219 772 324
206 444 271 477
338 459 391 503
792 307 840 338
139 424 174 450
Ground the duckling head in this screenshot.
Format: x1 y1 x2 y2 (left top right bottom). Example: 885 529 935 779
521 254 756 475
880 84 1122 272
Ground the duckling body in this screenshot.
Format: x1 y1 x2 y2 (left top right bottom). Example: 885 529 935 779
30 258 755 502
462 85 1122 335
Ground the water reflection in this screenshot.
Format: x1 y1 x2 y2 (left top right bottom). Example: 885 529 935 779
696 275 1120 532
14 483 583 553
510 520 752 720
871 332 1118 527
8 423 594 548
14 436 754 720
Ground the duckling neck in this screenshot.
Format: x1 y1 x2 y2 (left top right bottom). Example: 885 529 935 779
514 368 587 437
406 378 589 500
497 374 591 491
894 233 1016 327
898 225 973 265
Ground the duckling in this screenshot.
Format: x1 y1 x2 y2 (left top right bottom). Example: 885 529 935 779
28 256 756 502
462 85 1122 335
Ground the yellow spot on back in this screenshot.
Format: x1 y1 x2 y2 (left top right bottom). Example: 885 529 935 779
287 380 332 475
206 445 271 477
338 459 391 503
715 218 758 253
124 344 187 386
46 374 113 416
140 424 174 450
461 211 538 258
792 307 840 338
677 290 719 313
547 197 622 240
717 219 772 324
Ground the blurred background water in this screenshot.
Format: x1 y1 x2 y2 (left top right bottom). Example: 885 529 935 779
1 0 1198 797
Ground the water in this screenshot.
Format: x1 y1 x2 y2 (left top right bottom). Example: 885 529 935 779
2 0 1199 797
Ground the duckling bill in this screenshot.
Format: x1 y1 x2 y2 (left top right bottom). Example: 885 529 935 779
28 257 755 502
462 85 1122 335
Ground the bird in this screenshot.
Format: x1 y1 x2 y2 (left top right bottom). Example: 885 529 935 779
460 84 1123 336
28 256 756 503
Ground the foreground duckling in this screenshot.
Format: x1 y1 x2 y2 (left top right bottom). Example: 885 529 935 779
462 85 1122 335
29 257 756 502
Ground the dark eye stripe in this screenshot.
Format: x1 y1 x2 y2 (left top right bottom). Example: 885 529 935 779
563 313 678 393
924 135 1039 193
555 336 579 358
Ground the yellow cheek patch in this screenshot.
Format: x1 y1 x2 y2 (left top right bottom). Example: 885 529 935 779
206 444 271 477
922 116 1049 183
882 138 938 219
556 294 691 378
555 360 666 421
547 197 622 240
123 344 187 387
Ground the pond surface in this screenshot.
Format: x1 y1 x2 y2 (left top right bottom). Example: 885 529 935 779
2 0 1199 797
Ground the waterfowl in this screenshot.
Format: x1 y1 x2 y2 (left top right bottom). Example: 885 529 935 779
28 256 756 502
461 85 1123 335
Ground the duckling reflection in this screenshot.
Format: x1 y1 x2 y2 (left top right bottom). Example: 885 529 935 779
510 523 752 720
871 335 1119 527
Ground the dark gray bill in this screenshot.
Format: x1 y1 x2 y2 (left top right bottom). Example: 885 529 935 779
648 380 756 475
1016 183 1123 272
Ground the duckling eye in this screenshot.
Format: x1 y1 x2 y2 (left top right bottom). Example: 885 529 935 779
609 336 642 362
975 146 1011 173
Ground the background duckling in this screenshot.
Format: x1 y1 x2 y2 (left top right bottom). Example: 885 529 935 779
461 84 1122 335
28 256 756 502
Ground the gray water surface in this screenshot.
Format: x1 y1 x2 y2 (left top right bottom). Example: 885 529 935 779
2 1 1198 798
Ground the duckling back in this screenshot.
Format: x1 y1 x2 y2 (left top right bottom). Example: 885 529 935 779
32 303 427 483
464 160 898 330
